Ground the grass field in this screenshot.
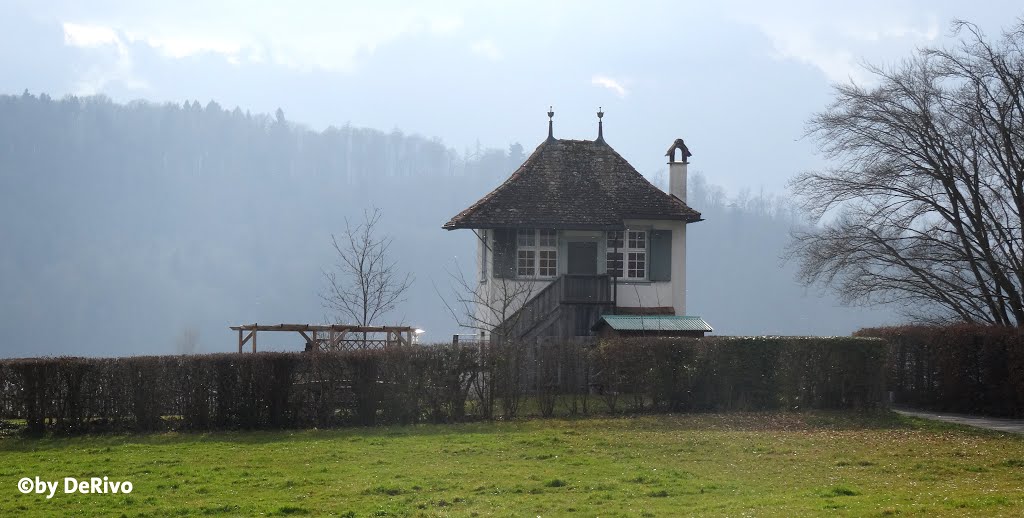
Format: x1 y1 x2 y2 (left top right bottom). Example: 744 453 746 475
1 412 1023 517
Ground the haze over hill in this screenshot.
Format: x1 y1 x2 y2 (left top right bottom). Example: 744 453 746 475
2 1 1017 195
9 1 1012 355
0 93 894 357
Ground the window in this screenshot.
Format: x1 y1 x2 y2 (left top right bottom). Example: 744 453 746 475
517 229 557 277
606 230 646 279
606 231 623 277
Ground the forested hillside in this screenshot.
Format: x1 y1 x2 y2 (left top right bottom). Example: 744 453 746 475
0 93 891 356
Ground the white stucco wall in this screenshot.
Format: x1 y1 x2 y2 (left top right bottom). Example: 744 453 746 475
674 221 687 316
611 219 686 315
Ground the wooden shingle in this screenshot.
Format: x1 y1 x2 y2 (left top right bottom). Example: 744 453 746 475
443 138 702 230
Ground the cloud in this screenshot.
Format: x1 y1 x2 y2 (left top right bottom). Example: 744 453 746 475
62 22 120 48
726 3 942 83
62 22 147 94
56 3 471 73
430 15 464 35
755 25 865 83
840 18 940 43
54 4 473 94
591 75 627 97
124 32 245 61
470 39 501 61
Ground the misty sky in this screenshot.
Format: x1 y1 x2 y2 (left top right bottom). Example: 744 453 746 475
2 2 1022 354
3 1 1019 194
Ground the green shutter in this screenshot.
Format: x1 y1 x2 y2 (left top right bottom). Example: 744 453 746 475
649 229 672 281
492 229 515 278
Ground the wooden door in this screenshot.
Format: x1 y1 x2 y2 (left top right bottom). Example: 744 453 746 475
567 241 598 275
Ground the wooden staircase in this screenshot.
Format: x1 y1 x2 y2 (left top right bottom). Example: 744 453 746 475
496 274 615 341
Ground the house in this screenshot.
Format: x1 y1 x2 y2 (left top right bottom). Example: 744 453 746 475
443 108 712 341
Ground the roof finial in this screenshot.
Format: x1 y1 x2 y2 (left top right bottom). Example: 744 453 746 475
596 107 605 143
547 106 555 142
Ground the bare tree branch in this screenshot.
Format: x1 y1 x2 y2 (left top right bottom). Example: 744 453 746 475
789 19 1024 326
321 208 413 326
433 231 537 342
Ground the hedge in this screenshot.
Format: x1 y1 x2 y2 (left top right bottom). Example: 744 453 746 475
855 324 1024 417
0 336 887 435
593 336 886 413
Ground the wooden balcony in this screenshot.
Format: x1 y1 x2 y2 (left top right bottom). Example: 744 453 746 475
560 274 613 303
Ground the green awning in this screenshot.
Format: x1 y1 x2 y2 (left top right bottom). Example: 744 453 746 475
594 315 713 333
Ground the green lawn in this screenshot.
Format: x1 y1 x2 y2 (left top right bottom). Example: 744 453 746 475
1 412 1022 517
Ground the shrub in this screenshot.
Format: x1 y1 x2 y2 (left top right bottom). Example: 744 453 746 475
855 324 1024 417
592 336 886 413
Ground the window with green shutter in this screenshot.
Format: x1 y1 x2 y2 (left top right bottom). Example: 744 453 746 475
606 230 648 280
648 229 672 281
515 229 558 278
492 229 516 278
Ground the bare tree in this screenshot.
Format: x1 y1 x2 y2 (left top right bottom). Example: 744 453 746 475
435 243 539 420
175 327 200 355
436 257 538 343
789 20 1024 326
322 208 413 326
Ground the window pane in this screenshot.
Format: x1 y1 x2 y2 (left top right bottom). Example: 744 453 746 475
606 251 623 277
627 252 646 278
517 250 535 276
517 229 535 247
607 231 623 249
539 229 557 247
628 231 646 249
539 250 557 276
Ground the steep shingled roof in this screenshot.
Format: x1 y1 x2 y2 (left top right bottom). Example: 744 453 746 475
443 138 702 230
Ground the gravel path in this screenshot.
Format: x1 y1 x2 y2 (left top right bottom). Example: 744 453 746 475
894 408 1024 435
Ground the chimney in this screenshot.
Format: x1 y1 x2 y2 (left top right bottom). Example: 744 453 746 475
666 138 691 202
666 138 692 317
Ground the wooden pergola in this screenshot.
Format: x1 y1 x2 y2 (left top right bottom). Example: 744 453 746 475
229 323 418 353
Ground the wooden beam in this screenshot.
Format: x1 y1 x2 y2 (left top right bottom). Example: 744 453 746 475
228 323 421 352
230 323 418 333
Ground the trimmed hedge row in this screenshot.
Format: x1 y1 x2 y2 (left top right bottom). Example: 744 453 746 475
855 324 1024 417
0 336 887 434
594 336 886 412
0 349 478 434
